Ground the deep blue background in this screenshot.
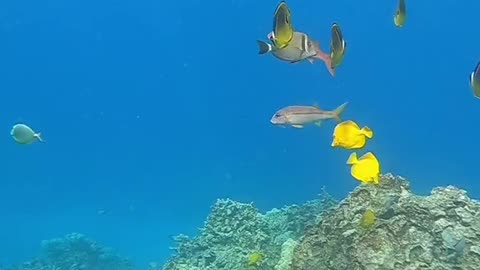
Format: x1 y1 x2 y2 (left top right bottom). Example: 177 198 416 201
0 0 479 268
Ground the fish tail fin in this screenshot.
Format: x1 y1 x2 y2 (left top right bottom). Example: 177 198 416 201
332 102 348 122
257 40 272 54
323 55 335 77
312 41 335 76
346 152 358 165
374 175 380 185
361 126 373 138
34 132 44 142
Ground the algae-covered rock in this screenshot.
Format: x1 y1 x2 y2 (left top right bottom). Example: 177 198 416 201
291 173 480 270
7 233 134 270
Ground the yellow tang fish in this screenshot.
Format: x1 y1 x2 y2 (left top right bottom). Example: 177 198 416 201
329 23 347 70
346 152 380 184
360 209 376 229
271 1 294 49
247 251 264 266
394 0 406 27
332 120 373 149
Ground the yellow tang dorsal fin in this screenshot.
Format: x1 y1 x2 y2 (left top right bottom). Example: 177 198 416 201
361 152 377 161
346 152 358 165
342 120 359 129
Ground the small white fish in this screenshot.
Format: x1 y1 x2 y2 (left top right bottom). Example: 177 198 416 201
10 123 43 144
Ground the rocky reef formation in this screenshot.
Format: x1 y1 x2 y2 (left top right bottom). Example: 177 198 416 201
6 174 480 270
292 173 480 270
158 190 338 270
7 233 134 270
160 173 480 270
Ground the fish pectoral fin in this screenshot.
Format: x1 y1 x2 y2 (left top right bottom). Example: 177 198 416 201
314 121 322 127
291 124 304 128
257 40 273 54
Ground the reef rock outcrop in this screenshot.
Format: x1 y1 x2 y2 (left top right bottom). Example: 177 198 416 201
160 194 337 270
7 233 134 270
161 174 480 270
292 173 480 270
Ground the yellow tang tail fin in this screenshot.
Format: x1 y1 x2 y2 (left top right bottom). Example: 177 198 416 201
373 174 380 184
346 152 358 165
333 102 348 122
361 126 373 139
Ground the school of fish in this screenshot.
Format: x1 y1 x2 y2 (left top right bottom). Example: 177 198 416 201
261 1 386 185
261 0 480 186
10 0 480 189
259 0 480 187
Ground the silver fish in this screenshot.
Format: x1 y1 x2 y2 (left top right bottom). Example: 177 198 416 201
10 123 43 144
470 61 480 99
270 102 348 128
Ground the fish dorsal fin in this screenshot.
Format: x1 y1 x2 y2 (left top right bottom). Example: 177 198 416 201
312 102 321 109
343 120 358 128
361 152 377 162
346 152 358 165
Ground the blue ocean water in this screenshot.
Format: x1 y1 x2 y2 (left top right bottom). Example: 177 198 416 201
0 0 479 268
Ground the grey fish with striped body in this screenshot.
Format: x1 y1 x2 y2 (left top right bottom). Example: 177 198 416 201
257 31 334 76
270 102 348 128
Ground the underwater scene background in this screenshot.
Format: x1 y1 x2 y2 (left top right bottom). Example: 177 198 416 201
1 0 480 269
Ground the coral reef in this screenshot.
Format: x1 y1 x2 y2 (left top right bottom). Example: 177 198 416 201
7 233 134 270
7 174 480 270
158 195 337 270
291 173 480 270
160 174 480 270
